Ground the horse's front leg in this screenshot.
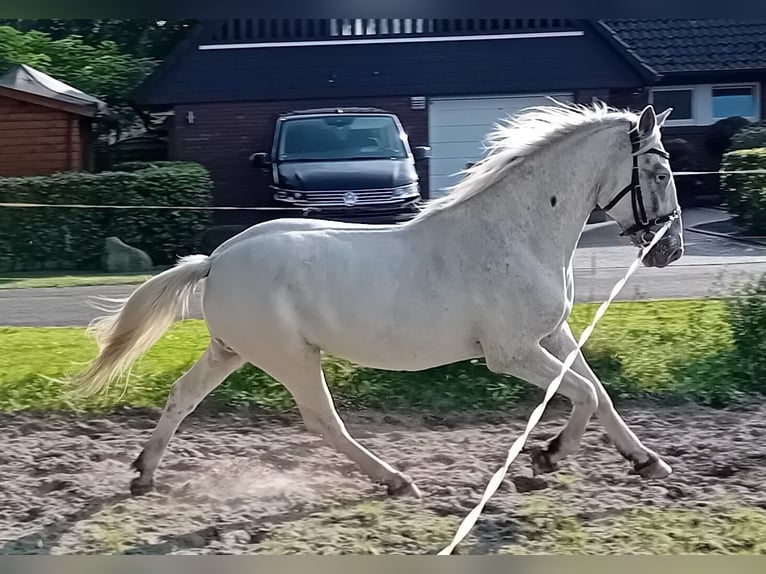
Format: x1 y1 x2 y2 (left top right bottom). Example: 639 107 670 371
482 338 599 475
540 324 672 479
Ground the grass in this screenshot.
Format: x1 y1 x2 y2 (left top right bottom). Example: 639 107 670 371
254 500 462 555
496 495 766 554
0 271 152 289
0 298 745 414
84 507 140 555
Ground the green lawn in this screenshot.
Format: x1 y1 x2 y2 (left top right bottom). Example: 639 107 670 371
0 271 153 289
245 498 766 554
0 299 742 413
497 495 766 554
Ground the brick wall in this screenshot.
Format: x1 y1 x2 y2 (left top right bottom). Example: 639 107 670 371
171 97 429 225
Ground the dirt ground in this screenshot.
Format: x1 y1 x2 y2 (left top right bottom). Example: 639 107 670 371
2 400 766 555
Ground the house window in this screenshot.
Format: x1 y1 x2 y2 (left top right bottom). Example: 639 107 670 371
650 89 693 121
649 83 760 126
712 85 757 120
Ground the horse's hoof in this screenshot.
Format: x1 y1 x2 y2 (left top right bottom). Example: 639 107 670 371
386 474 422 499
130 477 155 496
631 455 672 480
131 450 147 473
529 446 559 476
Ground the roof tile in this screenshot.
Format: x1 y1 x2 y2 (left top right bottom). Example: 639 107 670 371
602 19 766 73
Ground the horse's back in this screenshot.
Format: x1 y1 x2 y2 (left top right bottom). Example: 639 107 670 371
203 216 402 319
210 217 397 258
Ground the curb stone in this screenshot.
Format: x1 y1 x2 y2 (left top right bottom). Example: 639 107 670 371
687 223 766 248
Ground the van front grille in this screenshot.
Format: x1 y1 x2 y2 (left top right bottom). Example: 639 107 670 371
301 189 396 206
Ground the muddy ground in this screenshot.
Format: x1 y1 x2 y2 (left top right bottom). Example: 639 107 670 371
2 401 766 555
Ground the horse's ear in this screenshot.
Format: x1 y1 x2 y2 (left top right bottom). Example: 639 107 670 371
638 105 657 135
656 107 673 128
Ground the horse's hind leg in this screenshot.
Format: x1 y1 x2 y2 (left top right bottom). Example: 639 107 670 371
130 340 243 495
252 344 421 498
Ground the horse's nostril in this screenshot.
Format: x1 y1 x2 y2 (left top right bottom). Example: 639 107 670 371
669 248 682 262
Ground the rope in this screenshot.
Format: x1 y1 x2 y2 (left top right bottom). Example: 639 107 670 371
0 202 320 211
0 169 762 212
437 220 673 555
673 169 766 176
0 168 763 212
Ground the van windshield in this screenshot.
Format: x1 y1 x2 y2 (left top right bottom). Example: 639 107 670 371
277 115 408 161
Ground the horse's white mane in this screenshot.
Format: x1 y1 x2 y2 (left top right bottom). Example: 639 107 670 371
412 100 660 222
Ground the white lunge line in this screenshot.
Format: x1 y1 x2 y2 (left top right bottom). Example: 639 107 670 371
437 220 674 555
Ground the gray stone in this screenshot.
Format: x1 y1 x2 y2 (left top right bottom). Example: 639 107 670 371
101 236 153 273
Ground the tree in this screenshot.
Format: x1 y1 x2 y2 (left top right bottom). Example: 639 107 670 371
0 24 158 135
0 19 195 60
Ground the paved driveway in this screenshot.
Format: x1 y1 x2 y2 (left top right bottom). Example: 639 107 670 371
2 209 765 327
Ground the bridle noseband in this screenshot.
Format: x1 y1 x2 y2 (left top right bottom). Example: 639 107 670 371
598 127 680 247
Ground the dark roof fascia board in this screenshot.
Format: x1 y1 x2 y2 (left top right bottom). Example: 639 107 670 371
133 20 651 106
654 69 766 85
592 20 662 84
131 20 215 106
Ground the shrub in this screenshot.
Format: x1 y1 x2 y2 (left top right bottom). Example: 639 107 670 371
724 272 766 393
704 116 751 157
0 162 213 272
729 122 766 151
720 147 766 234
664 137 706 207
665 138 691 162
109 161 183 172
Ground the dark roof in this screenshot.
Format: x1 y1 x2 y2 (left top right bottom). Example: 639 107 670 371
600 20 766 75
0 64 111 117
134 20 646 106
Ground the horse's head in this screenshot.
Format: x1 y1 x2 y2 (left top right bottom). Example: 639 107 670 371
599 105 683 268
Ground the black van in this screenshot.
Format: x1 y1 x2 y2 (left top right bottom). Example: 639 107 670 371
249 107 431 223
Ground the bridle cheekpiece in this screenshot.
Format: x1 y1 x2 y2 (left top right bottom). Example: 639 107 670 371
598 126 680 247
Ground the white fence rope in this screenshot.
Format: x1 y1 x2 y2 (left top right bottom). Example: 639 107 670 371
437 221 672 555
0 168 764 213
0 202 316 211
673 169 766 176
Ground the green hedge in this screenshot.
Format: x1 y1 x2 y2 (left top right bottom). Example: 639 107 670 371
0 162 213 272
721 147 766 235
730 123 766 151
725 272 766 393
109 161 186 172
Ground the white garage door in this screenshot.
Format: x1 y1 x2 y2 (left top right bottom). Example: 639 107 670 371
428 94 574 197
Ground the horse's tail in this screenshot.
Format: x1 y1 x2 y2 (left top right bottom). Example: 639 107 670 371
73 254 211 396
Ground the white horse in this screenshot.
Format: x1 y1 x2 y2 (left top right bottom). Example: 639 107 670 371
73 102 683 498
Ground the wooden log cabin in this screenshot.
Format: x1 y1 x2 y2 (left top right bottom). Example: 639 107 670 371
0 64 110 177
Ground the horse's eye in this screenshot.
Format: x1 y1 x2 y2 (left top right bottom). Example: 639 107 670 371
656 173 668 184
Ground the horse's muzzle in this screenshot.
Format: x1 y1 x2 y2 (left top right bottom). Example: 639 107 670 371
642 234 683 268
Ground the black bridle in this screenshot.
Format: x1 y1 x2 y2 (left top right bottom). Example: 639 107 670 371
598 127 680 246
